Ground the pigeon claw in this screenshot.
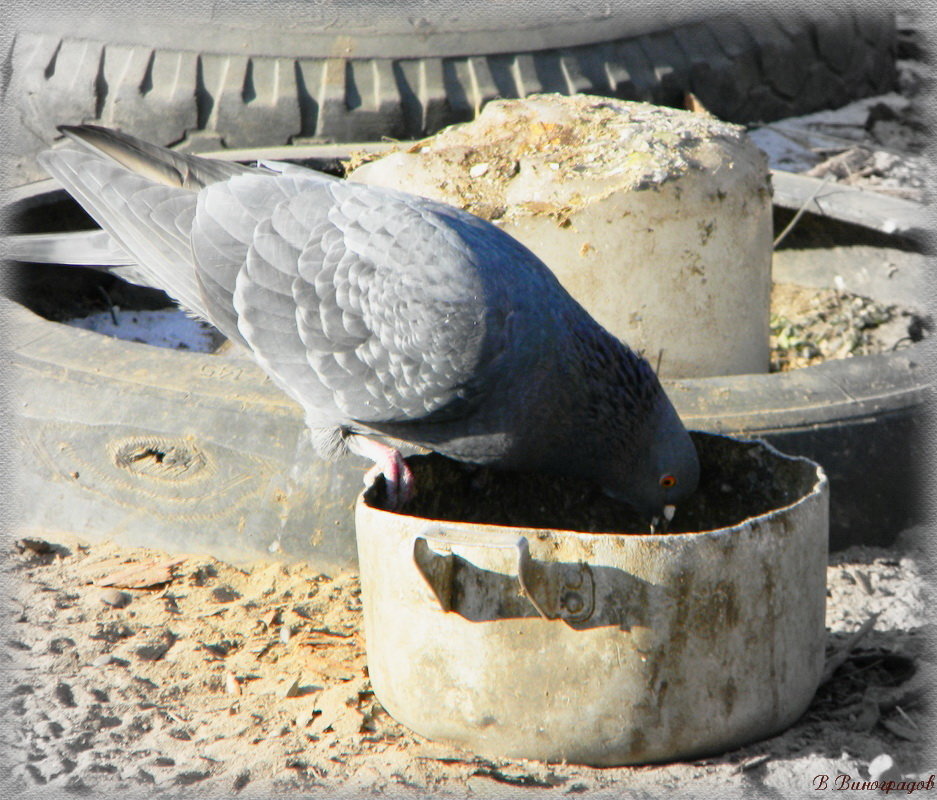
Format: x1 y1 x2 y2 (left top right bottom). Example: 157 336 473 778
352 436 415 511
364 453 415 510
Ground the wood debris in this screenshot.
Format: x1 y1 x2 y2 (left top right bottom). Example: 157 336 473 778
821 613 879 684
95 557 187 589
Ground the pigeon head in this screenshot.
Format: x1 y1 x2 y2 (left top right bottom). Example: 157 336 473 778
640 400 699 531
600 389 700 532
550 324 700 530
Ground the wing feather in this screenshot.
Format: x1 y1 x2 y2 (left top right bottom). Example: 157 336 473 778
190 173 493 426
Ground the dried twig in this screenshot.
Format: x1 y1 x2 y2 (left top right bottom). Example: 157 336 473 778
820 612 879 684
734 754 771 773
97 285 119 325
773 174 834 249
895 704 919 730
95 557 187 589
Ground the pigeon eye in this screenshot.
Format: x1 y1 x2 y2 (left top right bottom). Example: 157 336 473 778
659 474 677 489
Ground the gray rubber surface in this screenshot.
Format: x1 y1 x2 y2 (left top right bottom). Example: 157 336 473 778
5 5 896 184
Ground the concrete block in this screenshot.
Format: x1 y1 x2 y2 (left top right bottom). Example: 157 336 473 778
351 94 773 378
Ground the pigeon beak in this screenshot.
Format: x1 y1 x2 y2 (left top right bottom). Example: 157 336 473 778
648 505 677 534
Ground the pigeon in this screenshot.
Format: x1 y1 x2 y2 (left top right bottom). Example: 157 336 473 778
30 124 699 527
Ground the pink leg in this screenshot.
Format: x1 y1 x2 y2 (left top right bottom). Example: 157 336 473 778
347 436 415 510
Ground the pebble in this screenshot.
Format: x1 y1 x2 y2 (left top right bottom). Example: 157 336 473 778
211 586 241 603
469 163 489 177
91 653 113 667
54 685 77 712
869 753 901 782
100 589 131 608
295 705 321 728
175 770 210 786
16 538 53 554
225 671 242 696
36 720 65 739
135 630 176 661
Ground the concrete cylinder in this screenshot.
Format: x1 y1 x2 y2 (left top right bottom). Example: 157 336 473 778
351 94 773 378
354 433 828 766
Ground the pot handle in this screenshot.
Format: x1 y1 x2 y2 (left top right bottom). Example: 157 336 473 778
412 527 594 623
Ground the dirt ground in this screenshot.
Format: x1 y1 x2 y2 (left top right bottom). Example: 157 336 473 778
769 282 929 372
2 524 933 799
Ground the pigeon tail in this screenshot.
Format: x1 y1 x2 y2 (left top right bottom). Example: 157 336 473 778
56 124 260 190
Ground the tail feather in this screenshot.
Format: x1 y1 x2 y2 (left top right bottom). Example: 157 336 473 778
57 125 260 190
1 228 158 289
5 229 134 267
38 142 210 318
32 125 269 319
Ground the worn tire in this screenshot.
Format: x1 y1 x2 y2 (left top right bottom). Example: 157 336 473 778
5 5 896 184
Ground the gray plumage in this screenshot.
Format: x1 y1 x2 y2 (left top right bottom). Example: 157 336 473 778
35 125 699 521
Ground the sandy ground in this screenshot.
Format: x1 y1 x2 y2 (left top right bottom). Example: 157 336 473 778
2 525 933 799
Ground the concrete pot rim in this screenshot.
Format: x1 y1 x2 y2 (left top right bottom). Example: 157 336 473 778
356 431 828 543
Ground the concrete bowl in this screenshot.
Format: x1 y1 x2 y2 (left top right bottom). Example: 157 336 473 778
354 431 828 765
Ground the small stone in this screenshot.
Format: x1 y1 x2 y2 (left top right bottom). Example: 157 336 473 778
869 753 900 782
211 585 241 603
91 653 113 667
296 704 323 728
55 682 77 708
100 589 131 608
63 776 90 794
225 671 242 696
134 630 176 662
469 163 489 178
174 770 209 786
37 720 65 739
48 637 76 654
16 538 53 554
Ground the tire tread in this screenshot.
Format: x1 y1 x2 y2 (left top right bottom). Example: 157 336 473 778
6 12 896 182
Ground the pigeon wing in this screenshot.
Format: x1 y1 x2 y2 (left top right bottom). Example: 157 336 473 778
192 173 498 427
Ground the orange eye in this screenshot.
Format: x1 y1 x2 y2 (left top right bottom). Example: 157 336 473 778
659 474 677 489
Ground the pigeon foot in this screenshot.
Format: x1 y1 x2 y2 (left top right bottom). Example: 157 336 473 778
349 436 415 510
